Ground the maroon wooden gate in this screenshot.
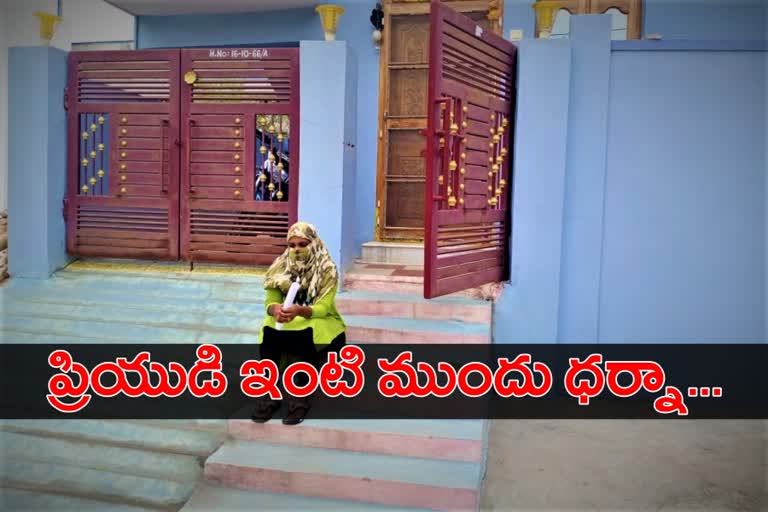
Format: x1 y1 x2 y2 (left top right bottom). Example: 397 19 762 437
423 1 517 298
65 50 181 260
66 47 300 265
180 48 300 265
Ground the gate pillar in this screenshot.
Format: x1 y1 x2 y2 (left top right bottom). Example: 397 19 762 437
298 41 357 274
8 47 71 278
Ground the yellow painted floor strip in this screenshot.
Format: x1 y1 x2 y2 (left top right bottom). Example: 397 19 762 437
64 259 267 276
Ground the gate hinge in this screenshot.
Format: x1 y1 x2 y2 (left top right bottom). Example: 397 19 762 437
174 139 183 147
63 87 70 111
62 198 69 221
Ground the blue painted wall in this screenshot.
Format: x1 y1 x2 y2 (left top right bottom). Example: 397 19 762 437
298 41 356 273
503 0 768 41
8 47 70 279
600 50 765 342
495 17 767 343
137 2 381 253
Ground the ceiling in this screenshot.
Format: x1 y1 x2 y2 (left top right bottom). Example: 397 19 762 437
105 0 318 16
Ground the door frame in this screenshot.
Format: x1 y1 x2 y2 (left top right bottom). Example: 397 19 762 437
374 0 503 242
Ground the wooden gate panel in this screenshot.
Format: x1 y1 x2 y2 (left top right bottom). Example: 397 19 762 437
66 50 181 260
424 1 516 298
180 48 299 265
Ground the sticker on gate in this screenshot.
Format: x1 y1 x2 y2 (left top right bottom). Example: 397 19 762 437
208 49 270 59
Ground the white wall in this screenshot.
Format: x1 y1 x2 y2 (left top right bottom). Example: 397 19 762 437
0 0 134 212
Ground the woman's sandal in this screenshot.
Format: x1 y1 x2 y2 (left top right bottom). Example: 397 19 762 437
282 401 309 425
251 401 279 423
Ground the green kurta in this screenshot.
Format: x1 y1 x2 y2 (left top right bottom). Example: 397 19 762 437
259 283 346 346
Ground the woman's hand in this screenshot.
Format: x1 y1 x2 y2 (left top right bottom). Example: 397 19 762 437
270 305 313 323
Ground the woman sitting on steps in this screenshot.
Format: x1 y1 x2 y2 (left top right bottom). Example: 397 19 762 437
252 221 346 425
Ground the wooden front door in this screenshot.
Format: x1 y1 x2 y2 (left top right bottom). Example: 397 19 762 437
375 1 501 241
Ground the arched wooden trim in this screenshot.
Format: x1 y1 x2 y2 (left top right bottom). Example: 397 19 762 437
534 0 642 39
590 0 642 39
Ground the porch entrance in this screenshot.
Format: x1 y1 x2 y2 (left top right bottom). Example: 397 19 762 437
64 47 299 265
374 0 501 241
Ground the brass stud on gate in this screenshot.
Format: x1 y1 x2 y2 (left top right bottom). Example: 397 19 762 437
234 154 240 161
91 123 97 132
98 116 105 125
89 177 97 185
277 190 284 200
98 143 105 152
97 169 105 178
90 151 97 159
234 141 241 148
461 120 467 129
460 152 466 161
234 178 241 185
82 131 89 140
234 190 241 197
438 175 444 185
502 118 509 128
449 160 457 172
463 105 468 113
81 158 89 167
121 175 127 182
277 162 284 171
234 166 241 173
121 140 127 147
121 128 128 135
121 187 127 194
235 117 241 124
277 133 284 143
235 129 241 136
81 185 89 193
460 183 465 190
450 123 459 135
488 185 493 192
460 167 466 175
120 164 127 170
121 117 128 123
500 179 506 188
121 152 127 158
459 197 464 205
260 145 267 155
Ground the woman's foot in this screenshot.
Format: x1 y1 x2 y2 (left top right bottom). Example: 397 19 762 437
282 399 309 425
251 400 280 423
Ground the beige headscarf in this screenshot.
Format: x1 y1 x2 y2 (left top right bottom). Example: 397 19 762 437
263 222 338 305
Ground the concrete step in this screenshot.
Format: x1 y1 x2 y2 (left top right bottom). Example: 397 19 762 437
343 271 424 296
336 290 491 324
345 315 489 344
0 420 227 458
0 488 159 512
203 440 480 510
1 459 194 510
360 241 424 266
228 419 484 463
1 301 489 344
1 431 204 484
181 484 431 512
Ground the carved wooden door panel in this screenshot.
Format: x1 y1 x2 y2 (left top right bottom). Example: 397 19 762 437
376 0 500 241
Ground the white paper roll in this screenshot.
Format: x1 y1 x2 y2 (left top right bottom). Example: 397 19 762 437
275 279 301 331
